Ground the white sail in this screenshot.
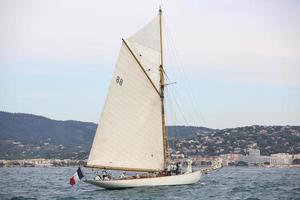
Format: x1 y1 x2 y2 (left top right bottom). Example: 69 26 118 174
87 15 164 171
85 10 203 190
127 15 161 89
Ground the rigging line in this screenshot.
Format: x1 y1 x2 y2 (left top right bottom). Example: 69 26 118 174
166 87 178 127
171 47 206 126
164 88 172 159
165 40 198 126
171 46 205 126
168 85 190 126
163 28 197 126
165 89 174 155
168 103 176 156
162 14 198 127
165 86 180 152
163 69 171 81
161 27 180 147
165 88 176 137
172 86 195 126
163 20 205 126
163 53 184 127
165 76 188 129
163 22 197 126
163 6 198 128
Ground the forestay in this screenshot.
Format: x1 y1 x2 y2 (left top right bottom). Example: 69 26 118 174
87 15 164 172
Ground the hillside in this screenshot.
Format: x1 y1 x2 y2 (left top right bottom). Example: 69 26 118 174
0 111 207 159
0 111 96 159
171 125 300 157
0 111 299 159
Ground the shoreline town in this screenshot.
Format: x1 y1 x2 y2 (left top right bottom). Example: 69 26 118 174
1 148 299 168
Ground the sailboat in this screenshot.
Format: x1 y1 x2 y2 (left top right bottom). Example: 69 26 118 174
84 8 202 189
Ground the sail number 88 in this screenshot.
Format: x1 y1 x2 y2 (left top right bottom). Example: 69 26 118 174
116 76 123 86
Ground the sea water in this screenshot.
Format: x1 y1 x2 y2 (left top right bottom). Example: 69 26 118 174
0 166 299 200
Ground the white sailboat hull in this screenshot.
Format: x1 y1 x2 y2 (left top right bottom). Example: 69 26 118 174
85 170 202 189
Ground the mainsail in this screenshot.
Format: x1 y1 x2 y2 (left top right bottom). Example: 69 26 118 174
87 14 165 172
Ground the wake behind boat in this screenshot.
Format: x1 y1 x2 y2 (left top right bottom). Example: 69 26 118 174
83 7 202 189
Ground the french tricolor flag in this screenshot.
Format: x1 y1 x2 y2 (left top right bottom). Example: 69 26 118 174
70 167 84 186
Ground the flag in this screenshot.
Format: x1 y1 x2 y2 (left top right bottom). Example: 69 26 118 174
70 167 84 186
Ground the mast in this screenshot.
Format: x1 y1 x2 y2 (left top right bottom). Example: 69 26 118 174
159 7 168 167
87 9 167 172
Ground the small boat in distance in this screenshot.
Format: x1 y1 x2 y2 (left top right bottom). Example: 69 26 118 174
84 8 202 189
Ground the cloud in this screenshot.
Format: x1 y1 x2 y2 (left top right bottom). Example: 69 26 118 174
161 0 300 86
0 0 299 127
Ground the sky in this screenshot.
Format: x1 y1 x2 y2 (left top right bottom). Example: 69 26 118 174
0 0 299 129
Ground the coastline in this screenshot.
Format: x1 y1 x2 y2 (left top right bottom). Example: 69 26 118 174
1 158 299 168
0 158 86 167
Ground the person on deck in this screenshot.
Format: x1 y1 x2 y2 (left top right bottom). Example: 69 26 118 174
102 170 110 180
171 164 177 175
166 165 171 176
177 161 183 174
135 173 140 179
120 172 126 179
95 174 101 180
176 162 180 175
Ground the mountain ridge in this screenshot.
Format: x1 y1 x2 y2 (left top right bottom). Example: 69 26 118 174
0 111 299 159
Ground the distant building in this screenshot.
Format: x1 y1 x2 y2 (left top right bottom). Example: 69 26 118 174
270 153 293 165
220 147 300 166
260 156 270 164
220 154 241 166
239 148 262 165
293 154 300 159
